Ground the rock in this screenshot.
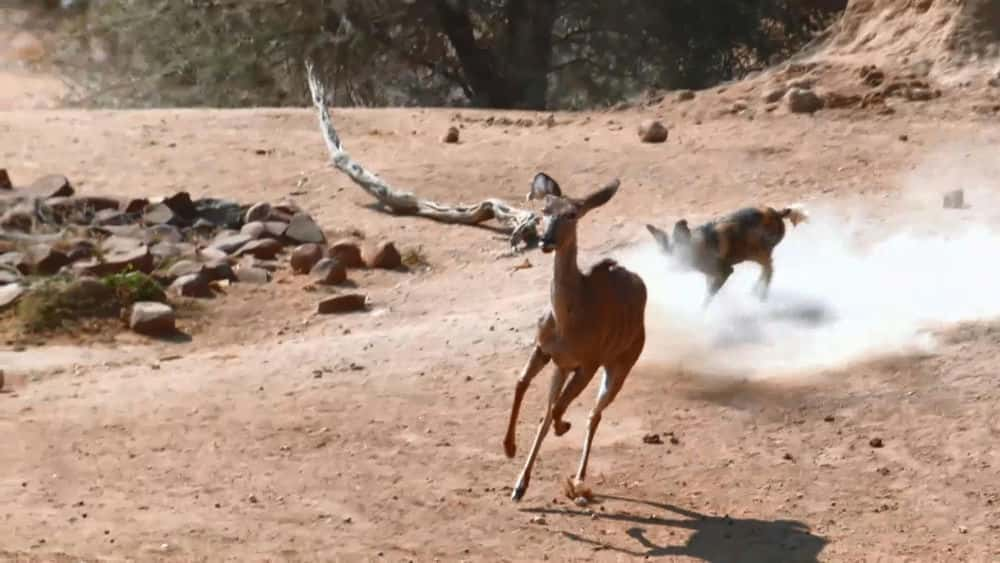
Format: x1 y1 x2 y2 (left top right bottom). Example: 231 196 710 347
169 272 213 298
191 218 217 234
637 119 669 143
25 244 70 275
0 169 11 190
166 259 201 279
442 126 460 143
943 189 964 209
530 516 547 525
79 241 154 275
245 202 272 224
102 235 146 255
210 233 254 255
162 191 198 223
290 243 325 274
0 208 32 232
129 302 176 336
0 267 22 285
64 240 95 263
234 265 271 284
116 200 145 217
0 283 26 311
194 198 243 229
0 252 28 275
642 433 663 445
150 241 191 265
786 88 824 114
284 213 326 245
365 241 402 270
762 87 787 103
92 224 143 239
311 258 347 285
869 437 884 448
30 174 74 198
822 92 862 109
262 221 288 238
317 294 367 314
240 221 267 239
89 208 128 226
235 238 283 260
676 90 695 101
328 240 364 269
144 224 184 244
143 203 176 226
200 259 237 283
197 246 229 263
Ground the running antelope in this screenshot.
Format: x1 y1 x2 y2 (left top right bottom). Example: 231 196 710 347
503 172 647 502
645 205 807 307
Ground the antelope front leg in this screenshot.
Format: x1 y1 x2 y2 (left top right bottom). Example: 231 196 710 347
754 256 774 301
503 346 551 459
511 367 568 502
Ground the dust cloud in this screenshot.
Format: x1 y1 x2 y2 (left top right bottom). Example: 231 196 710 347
615 145 1000 379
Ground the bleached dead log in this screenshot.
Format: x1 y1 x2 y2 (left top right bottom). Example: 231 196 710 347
304 60 540 251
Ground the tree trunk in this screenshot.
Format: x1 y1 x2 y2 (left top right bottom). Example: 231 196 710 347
435 0 557 110
502 0 557 110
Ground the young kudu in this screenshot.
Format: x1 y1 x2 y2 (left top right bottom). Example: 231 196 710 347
503 172 648 502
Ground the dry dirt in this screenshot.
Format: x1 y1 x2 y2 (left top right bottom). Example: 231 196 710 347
5 8 1000 563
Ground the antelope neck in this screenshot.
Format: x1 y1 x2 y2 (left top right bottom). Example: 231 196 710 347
550 238 583 325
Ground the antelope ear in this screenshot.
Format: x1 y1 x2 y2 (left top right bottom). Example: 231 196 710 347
580 179 620 213
527 172 562 201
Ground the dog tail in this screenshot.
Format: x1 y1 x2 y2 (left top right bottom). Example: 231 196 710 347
779 205 808 227
645 224 671 253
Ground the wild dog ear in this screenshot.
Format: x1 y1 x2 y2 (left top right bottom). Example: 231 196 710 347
645 224 671 253
527 172 562 201
579 178 620 214
672 219 691 244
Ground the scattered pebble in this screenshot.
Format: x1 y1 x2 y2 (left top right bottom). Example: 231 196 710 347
869 437 884 448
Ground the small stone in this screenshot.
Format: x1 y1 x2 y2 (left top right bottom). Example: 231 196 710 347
317 294 367 314
262 221 288 238
0 209 32 232
30 174 73 198
676 90 695 101
342 516 352 524
197 247 229 263
899 134 909 142
762 87 787 103
877 467 890 476
145 224 184 244
786 88 824 114
244 202 272 224
958 525 968 534
92 209 130 227
284 213 326 245
169 273 213 298
235 238 283 260
823 415 835 422
642 433 663 445
530 516 547 525
311 258 347 285
869 437 884 448
442 126 460 143
783 452 794 461
0 169 11 190
365 241 402 270
943 189 964 209
129 302 176 336
328 240 364 269
637 119 669 143
290 243 325 274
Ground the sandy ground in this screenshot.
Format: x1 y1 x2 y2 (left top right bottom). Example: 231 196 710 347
4 64 1000 563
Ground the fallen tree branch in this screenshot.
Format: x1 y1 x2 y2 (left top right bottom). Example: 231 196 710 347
304 60 540 251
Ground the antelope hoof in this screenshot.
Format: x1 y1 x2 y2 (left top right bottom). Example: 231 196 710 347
511 483 527 502
553 420 571 436
563 476 594 505
503 437 516 459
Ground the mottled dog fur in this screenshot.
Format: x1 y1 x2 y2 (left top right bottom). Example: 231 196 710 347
646 205 808 306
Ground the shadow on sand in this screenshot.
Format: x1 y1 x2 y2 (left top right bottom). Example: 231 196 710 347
526 495 827 562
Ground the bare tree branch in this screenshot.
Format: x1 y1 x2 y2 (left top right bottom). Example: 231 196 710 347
304 60 540 252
